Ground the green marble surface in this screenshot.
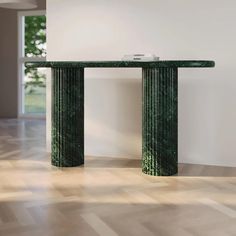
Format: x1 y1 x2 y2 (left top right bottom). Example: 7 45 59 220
142 68 178 176
26 60 215 68
33 59 215 175
51 68 84 167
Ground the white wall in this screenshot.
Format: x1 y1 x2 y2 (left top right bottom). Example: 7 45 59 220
47 0 236 167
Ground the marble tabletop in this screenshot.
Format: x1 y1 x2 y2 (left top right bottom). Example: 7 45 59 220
26 60 215 68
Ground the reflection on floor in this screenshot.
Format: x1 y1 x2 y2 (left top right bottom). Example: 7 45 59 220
0 119 235 236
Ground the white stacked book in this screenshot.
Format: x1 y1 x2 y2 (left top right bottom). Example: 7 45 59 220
122 54 159 61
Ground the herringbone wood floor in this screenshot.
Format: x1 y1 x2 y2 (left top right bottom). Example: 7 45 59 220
0 119 235 236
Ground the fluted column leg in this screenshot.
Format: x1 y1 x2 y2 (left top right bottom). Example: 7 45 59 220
142 67 178 176
51 67 84 167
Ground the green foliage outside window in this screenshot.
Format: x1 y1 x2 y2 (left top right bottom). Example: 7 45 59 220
24 15 46 94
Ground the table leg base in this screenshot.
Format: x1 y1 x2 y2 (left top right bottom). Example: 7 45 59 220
51 67 84 167
142 67 178 176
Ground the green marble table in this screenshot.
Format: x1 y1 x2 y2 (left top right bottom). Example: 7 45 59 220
27 60 215 176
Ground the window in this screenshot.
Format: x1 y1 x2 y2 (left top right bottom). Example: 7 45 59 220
18 11 46 117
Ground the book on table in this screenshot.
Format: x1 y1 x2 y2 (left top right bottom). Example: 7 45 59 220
122 54 159 61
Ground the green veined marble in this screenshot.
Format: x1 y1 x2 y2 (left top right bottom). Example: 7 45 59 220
26 60 215 69
51 68 84 167
142 68 178 176
27 60 215 176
